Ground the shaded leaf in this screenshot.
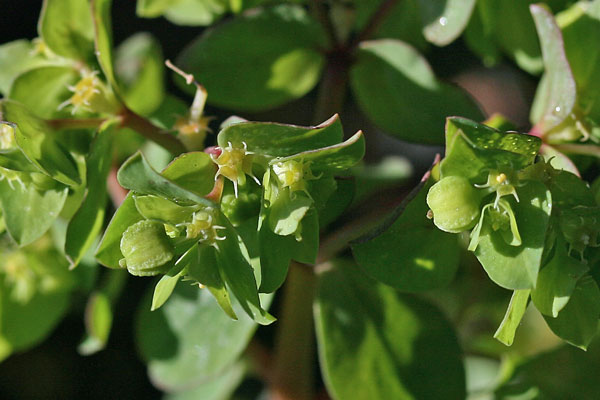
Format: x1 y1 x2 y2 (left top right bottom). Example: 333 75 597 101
177 4 326 111
315 260 466 400
417 0 476 46
350 39 482 145
494 289 531 346
39 0 95 61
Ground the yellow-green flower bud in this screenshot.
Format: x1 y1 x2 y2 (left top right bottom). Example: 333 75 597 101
0 124 16 150
59 71 120 115
211 142 259 197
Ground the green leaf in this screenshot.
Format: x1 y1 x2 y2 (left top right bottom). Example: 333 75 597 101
531 239 589 318
186 244 237 319
137 282 271 391
494 289 531 346
441 117 541 182
39 0 95 61
177 4 326 111
9 66 78 119
0 40 67 95
217 114 343 157
558 1 600 120
268 192 312 236
471 0 545 74
134 195 200 225
354 0 428 51
0 180 68 247
0 148 44 174
164 362 246 400
79 291 113 355
65 122 115 267
475 181 552 290
117 151 214 207
215 218 275 325
270 131 365 173
544 275 600 350
115 33 165 116
530 4 577 131
417 0 477 46
0 100 81 186
91 0 119 91
315 260 466 400
152 261 186 312
139 0 229 26
161 152 216 197
350 39 482 145
496 338 600 398
95 193 144 269
0 278 70 355
352 177 460 292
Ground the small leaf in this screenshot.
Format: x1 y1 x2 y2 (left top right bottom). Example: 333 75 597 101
133 194 200 225
117 151 214 207
215 218 275 325
0 40 67 95
137 282 272 391
138 0 229 26
544 275 600 350
184 244 237 319
268 192 312 236
350 39 483 144
494 289 531 346
177 4 326 111
475 181 552 290
530 4 577 132
217 114 343 157
164 362 246 400
115 33 165 116
441 117 541 182
95 192 144 269
0 100 81 186
161 152 215 196
65 121 115 268
270 131 365 173
91 0 119 91
531 239 588 318
417 0 477 46
9 66 78 119
39 0 95 61
79 291 113 355
152 264 185 312
315 260 466 400
0 180 68 247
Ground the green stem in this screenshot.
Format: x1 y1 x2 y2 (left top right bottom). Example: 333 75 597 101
47 117 107 130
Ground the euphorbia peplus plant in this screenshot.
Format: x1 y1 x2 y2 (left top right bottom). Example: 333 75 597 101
1 0 600 399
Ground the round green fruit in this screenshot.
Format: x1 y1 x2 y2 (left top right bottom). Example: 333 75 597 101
426 176 482 233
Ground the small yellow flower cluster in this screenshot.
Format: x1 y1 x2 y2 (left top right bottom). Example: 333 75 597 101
181 208 226 248
211 142 260 197
0 124 16 150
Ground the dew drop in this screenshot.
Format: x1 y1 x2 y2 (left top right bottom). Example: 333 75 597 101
439 17 448 26
554 106 561 113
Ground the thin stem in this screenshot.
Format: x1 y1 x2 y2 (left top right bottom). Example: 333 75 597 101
310 0 340 50
271 263 317 400
350 0 399 49
120 107 186 155
552 143 600 158
47 117 107 130
313 50 351 124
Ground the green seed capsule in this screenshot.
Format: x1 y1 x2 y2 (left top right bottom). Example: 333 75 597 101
120 220 174 276
426 176 482 233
